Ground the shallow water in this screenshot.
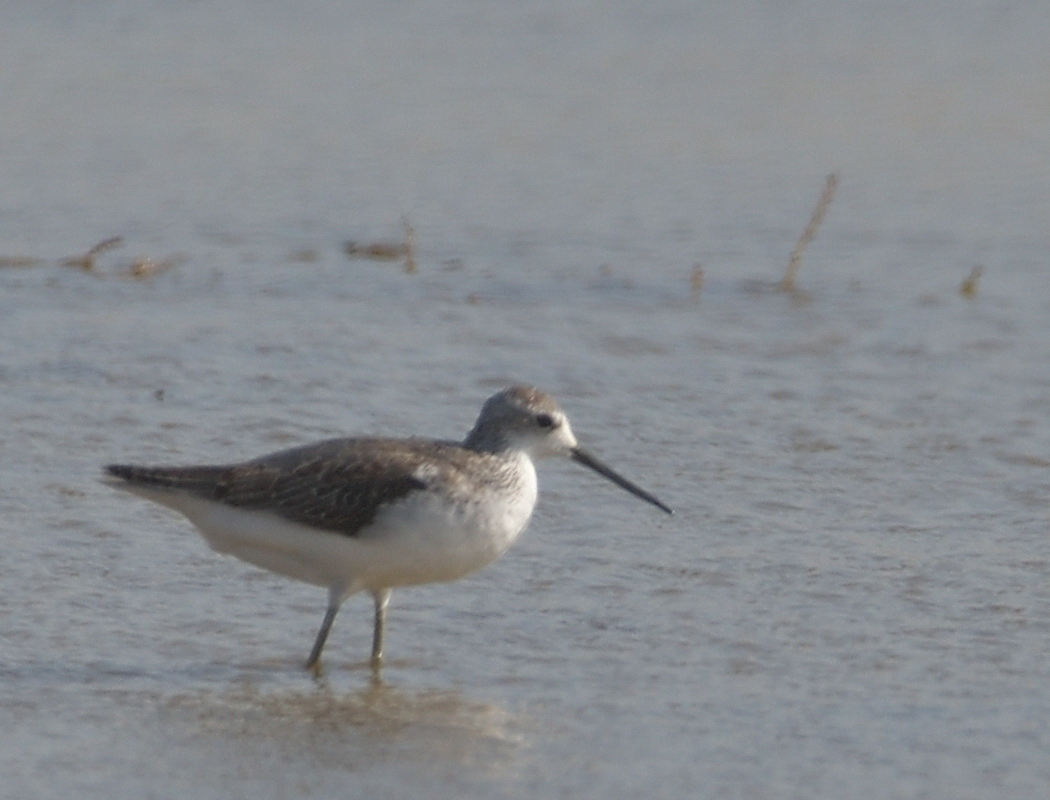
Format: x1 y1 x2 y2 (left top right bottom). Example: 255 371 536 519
2 2 1050 798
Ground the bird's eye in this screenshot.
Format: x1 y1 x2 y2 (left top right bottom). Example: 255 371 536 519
535 413 556 429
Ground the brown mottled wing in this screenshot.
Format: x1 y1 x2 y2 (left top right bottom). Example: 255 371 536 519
106 437 440 536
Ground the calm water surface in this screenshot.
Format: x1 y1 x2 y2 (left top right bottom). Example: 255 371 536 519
2 2 1050 798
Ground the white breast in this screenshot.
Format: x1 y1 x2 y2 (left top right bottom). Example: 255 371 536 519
352 450 539 589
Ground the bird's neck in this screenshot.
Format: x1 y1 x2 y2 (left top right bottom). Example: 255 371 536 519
463 423 520 456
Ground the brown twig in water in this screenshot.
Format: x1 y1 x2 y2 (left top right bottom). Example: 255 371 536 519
960 266 982 298
780 174 838 293
286 248 320 263
62 236 125 271
126 255 181 279
690 263 705 300
0 255 43 268
343 217 416 273
343 241 402 259
402 216 416 274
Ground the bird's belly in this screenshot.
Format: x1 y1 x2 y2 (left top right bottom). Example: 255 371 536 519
166 484 535 592
176 497 359 588
355 489 534 589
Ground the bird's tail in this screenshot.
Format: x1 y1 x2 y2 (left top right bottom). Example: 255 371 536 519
103 463 229 495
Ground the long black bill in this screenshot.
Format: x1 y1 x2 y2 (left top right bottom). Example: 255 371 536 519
571 447 673 515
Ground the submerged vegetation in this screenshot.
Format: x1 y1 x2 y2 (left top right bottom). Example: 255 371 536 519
0 184 990 303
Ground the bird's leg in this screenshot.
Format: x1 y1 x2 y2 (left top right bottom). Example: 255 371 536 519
370 588 392 670
306 585 344 672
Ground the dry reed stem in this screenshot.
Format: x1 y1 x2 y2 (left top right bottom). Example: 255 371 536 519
62 236 125 271
780 173 838 293
0 255 42 268
127 256 180 278
960 266 982 298
690 263 705 300
402 215 416 273
342 217 416 272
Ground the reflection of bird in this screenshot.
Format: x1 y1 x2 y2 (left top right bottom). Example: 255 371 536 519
105 386 672 671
